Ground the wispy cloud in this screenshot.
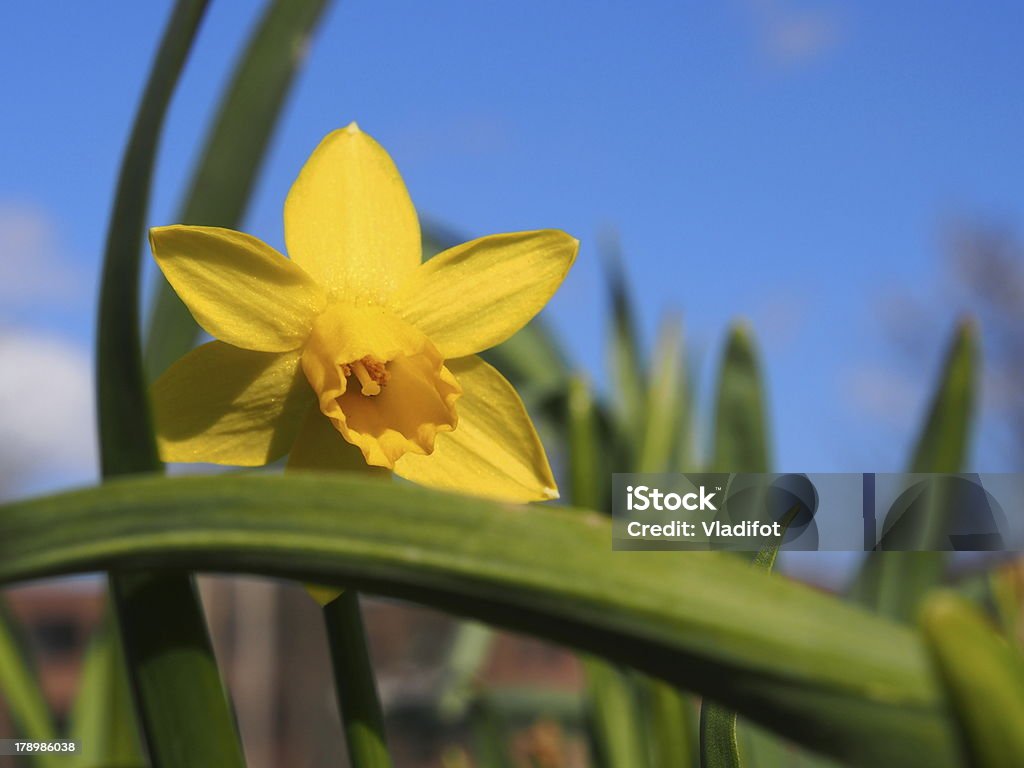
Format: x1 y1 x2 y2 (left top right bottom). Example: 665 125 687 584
0 329 96 497
746 0 846 66
0 202 84 310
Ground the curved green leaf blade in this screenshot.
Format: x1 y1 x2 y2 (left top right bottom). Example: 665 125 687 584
94 0 245 765
0 474 957 768
850 319 978 621
145 0 334 380
568 376 646 768
638 317 686 474
711 323 770 472
921 592 1024 767
601 234 646 466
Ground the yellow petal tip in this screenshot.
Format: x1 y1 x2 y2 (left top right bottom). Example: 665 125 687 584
542 486 560 501
344 121 362 134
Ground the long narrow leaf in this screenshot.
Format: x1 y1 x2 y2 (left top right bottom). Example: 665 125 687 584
603 236 647 462
567 376 646 767
145 0 334 379
94 2 245 765
921 592 1024 767
583 660 648 768
850 320 978 621
711 323 770 472
638 317 686 474
0 474 958 768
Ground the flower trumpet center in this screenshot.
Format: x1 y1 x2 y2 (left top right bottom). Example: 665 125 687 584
342 356 390 396
301 304 461 468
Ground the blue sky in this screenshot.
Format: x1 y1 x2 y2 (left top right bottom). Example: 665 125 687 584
1 1 1022 496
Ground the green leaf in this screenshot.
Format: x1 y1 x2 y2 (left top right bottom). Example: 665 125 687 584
480 318 571 401
109 571 244 768
909 319 978 474
69 611 146 768
643 679 696 768
700 703 741 768
0 474 959 768
437 621 495 721
638 317 686 474
602 235 647 460
0 600 60 768
94 1 247 764
700 508 798 768
583 659 649 768
97 0 210 476
921 591 1024 767
144 0 334 380
323 591 392 768
567 376 646 767
850 319 979 622
711 323 770 472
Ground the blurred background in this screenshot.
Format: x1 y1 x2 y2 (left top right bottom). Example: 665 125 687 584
1 1 1022 766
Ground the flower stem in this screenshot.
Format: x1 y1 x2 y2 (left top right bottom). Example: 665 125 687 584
323 590 393 768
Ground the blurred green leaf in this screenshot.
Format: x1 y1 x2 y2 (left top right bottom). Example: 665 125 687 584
437 621 495 721
602 235 647 462
69 612 146 768
850 319 978 622
638 317 686 474
921 591 1024 767
583 660 648 768
145 0 334 380
567 375 646 767
643 679 696 768
481 318 571 402
909 319 978 475
0 474 960 768
470 701 513 768
711 323 770 472
701 508 797 768
987 568 1021 646
0 600 59 767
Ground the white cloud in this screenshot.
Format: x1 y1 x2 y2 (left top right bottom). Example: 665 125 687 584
0 203 82 307
0 330 97 497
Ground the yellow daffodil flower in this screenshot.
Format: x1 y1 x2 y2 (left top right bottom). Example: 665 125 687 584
150 123 577 502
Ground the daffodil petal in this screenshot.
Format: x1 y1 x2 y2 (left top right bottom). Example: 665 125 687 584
393 230 578 358
393 356 558 502
286 404 388 476
153 341 312 466
150 225 325 351
284 123 421 302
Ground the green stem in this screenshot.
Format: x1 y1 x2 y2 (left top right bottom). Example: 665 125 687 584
323 590 392 768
